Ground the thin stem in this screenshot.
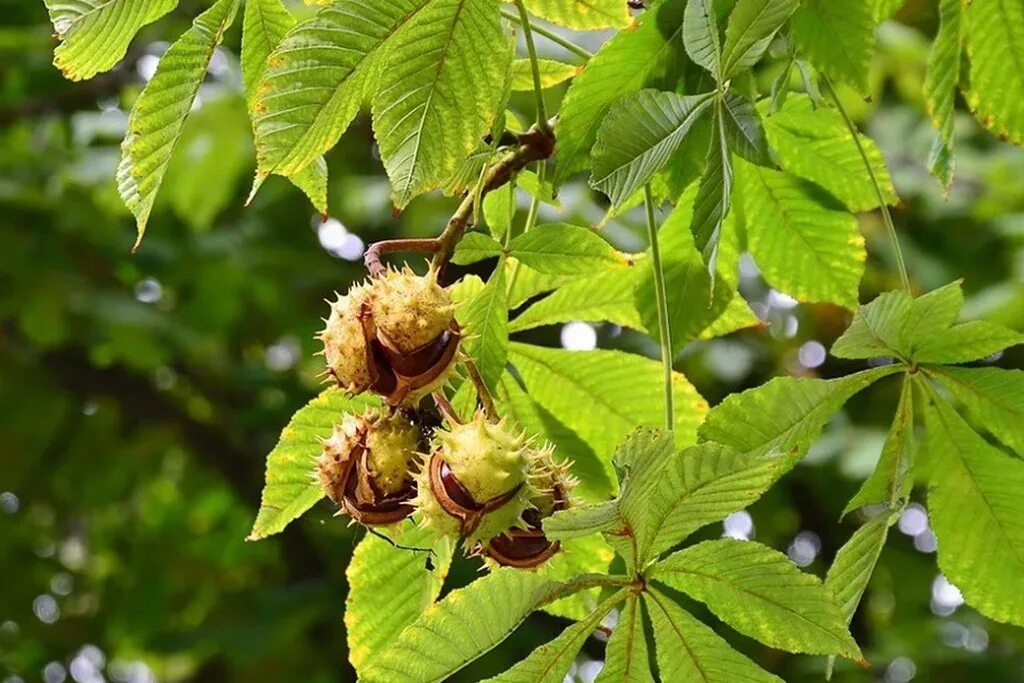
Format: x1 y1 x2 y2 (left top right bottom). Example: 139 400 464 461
500 7 594 60
513 0 551 136
506 161 545 295
465 360 499 421
822 76 912 294
644 185 674 431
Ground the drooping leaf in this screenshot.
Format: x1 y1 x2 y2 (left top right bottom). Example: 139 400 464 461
373 0 510 207
735 161 865 310
790 0 876 93
508 224 628 275
720 0 800 78
452 231 504 265
683 0 722 78
346 528 453 677
650 539 863 659
456 263 509 391
964 0 1024 145
843 377 915 515
645 588 782 683
482 591 626 683
720 91 772 166
923 0 964 189
590 89 715 206
510 267 643 333
553 0 687 185
46 0 177 81
690 104 733 273
762 95 897 212
117 0 241 248
510 58 579 90
930 366 1024 456
510 343 709 459
248 389 378 540
523 0 632 30
924 391 1024 627
698 366 900 465
362 570 568 683
595 595 655 683
825 513 892 625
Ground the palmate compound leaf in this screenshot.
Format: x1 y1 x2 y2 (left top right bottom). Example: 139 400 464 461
247 389 378 540
509 343 709 461
645 587 782 683
922 386 1024 626
735 160 866 311
481 591 627 683
964 0 1024 145
523 0 632 30
241 0 327 213
789 0 877 94
929 365 1024 456
116 0 240 248
762 95 897 212
649 540 863 660
590 89 715 207
553 0 689 185
698 366 901 470
362 571 606 682
719 0 800 79
346 526 454 677
372 0 510 208
45 0 177 81
923 0 964 189
595 595 655 683
507 224 629 275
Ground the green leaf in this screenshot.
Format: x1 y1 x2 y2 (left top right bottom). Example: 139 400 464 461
923 0 964 189
650 539 863 659
495 373 614 500
482 591 626 683
590 89 715 206
452 231 504 265
46 0 177 81
720 92 772 166
930 366 1024 456
373 0 509 207
248 388 378 540
510 267 643 333
117 0 240 248
363 571 569 683
644 588 782 683
913 320 1024 365
510 343 709 459
511 58 578 90
456 263 509 391
825 513 891 625
964 0 1024 145
346 528 453 677
843 377 915 516
790 0 876 93
535 535 619 621
735 161 865 310
553 0 688 185
507 261 575 308
684 0 722 78
241 0 328 213
690 104 733 272
720 0 800 78
523 0 632 30
252 2 417 179
508 224 627 274
924 392 1024 626
624 441 780 564
763 95 897 212
595 596 655 683
830 290 912 360
482 181 514 240
698 366 900 465
544 500 622 540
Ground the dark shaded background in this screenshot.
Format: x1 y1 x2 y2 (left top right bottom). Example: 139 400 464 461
2 1 1023 681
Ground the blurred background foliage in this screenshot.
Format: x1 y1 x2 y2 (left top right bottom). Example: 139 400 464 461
1 0 1023 681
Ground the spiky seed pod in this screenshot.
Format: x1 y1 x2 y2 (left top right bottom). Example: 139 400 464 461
316 410 422 526
371 266 454 355
318 284 373 394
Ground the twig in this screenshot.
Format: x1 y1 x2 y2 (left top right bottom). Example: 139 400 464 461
364 238 441 277
465 360 499 421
